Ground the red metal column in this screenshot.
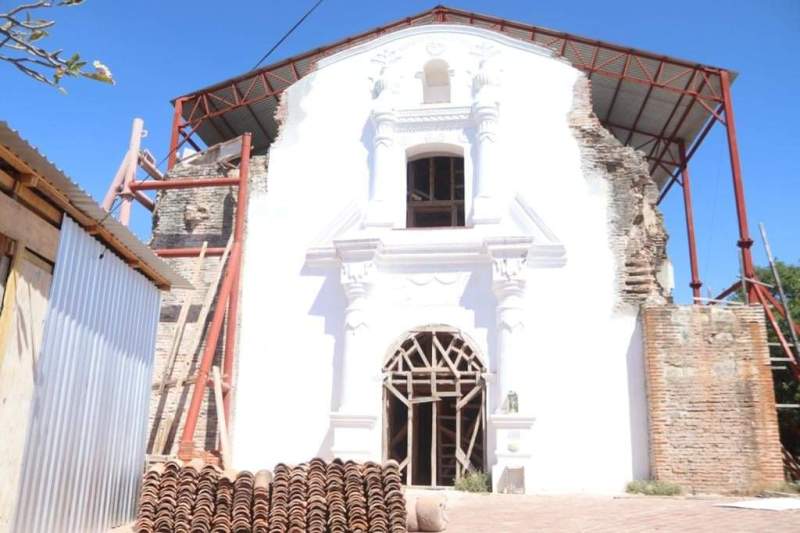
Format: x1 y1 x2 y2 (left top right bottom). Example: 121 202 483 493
168 98 185 170
720 70 756 300
222 133 251 424
178 242 240 458
678 142 702 301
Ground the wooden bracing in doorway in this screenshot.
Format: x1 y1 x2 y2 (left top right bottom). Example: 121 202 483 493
383 326 486 486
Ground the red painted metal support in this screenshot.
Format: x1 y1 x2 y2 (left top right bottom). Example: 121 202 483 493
178 132 251 460
178 241 240 458
168 98 185 170
222 133 251 425
129 177 240 191
678 142 702 301
154 247 227 258
720 69 756 301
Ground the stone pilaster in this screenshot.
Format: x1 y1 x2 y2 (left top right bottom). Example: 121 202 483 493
330 239 381 461
485 237 536 493
471 59 502 224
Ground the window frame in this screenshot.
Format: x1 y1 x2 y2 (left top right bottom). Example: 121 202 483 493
406 154 465 229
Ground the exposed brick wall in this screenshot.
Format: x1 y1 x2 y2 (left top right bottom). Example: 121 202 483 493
147 155 268 457
641 304 784 493
569 76 669 309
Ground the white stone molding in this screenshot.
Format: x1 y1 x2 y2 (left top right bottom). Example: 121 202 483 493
329 413 378 462
316 25 555 71
393 105 472 133
489 413 536 494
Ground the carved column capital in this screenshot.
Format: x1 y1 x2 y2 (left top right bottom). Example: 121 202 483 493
371 108 397 149
340 260 376 302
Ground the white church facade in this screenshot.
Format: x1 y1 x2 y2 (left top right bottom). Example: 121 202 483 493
227 24 665 493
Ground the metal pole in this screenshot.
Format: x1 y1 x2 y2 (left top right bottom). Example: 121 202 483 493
119 118 144 226
720 70 756 301
759 223 800 355
222 133 252 426
178 242 240 458
678 141 702 301
168 98 185 170
102 118 143 212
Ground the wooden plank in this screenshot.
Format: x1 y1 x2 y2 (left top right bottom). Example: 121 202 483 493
0 249 52 525
157 241 208 401
466 402 483 469
0 169 60 225
159 237 232 441
411 336 430 367
407 372 413 485
431 343 437 486
455 375 462 481
384 382 410 407
211 366 232 468
0 191 59 261
434 336 459 375
457 383 482 409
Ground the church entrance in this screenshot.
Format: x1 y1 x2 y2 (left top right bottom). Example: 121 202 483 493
383 326 486 487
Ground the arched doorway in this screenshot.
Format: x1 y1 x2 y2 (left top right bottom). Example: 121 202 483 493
383 326 486 486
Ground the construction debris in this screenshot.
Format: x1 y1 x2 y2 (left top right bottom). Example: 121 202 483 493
134 458 409 533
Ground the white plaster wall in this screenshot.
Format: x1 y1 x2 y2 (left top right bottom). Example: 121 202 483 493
234 25 650 493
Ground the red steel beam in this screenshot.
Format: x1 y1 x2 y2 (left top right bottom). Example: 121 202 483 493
678 142 702 300
129 177 240 191
222 133 251 423
178 241 240 458
754 285 800 380
720 69 755 300
168 97 185 170
170 6 725 134
154 247 227 258
178 133 252 460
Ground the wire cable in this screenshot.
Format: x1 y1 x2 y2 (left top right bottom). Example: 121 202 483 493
251 0 326 70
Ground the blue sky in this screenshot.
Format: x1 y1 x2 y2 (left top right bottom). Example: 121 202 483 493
2 0 797 303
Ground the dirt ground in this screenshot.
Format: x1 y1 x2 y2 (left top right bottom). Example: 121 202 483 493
110 491 800 532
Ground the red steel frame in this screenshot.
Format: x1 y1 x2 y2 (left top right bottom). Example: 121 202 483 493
165 5 735 303
109 132 253 462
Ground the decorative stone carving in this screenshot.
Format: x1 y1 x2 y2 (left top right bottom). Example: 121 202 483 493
471 58 502 224
426 41 446 56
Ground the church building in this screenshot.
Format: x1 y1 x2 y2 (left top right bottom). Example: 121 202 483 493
147 6 785 495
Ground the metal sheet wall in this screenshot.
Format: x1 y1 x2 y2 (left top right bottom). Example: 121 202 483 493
12 217 161 533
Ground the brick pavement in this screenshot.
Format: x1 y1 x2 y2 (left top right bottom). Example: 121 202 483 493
439 491 799 532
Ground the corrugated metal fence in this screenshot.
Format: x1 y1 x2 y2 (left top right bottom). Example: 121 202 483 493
12 217 161 533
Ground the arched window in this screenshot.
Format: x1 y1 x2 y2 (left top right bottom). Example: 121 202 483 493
422 59 450 104
407 155 465 228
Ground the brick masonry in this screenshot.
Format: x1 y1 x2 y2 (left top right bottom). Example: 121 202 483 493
569 76 669 309
147 155 268 457
641 304 784 493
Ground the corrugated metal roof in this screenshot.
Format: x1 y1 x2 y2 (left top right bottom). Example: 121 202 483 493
172 5 735 187
0 121 189 290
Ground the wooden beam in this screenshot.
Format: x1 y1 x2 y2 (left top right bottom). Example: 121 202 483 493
0 191 59 261
212 366 232 467
384 382 410 407
156 242 207 401
0 144 170 289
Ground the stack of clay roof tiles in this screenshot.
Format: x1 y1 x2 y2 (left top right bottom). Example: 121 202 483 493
134 459 407 533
